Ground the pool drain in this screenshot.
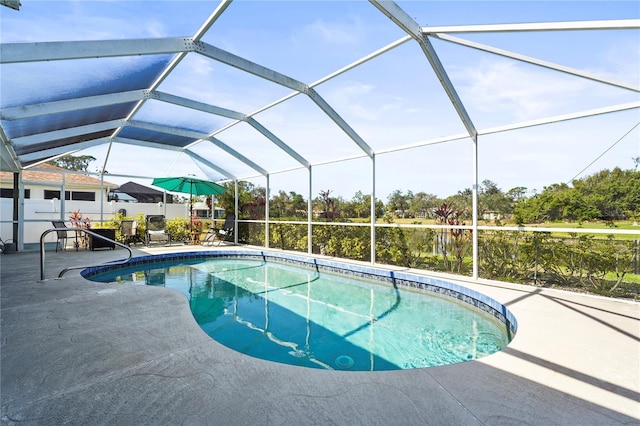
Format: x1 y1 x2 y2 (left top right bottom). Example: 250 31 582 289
335 355 354 369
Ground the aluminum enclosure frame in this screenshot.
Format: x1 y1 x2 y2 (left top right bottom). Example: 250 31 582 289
1 0 639 279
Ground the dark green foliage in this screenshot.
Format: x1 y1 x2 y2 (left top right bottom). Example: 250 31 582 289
270 222 308 251
47 154 96 171
202 170 639 298
479 230 544 281
514 168 640 223
216 181 265 219
478 230 638 298
376 227 437 268
313 223 369 261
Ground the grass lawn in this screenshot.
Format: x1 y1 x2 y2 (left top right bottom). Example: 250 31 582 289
385 218 640 239
526 221 640 240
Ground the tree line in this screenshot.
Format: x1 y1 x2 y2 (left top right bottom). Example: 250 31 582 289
47 155 639 224
214 167 640 224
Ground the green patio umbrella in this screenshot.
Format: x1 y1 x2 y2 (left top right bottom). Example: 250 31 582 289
151 176 226 233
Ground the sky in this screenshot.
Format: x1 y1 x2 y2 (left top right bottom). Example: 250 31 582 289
1 1 639 201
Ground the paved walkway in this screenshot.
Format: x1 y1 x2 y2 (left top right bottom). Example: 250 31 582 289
1 244 639 425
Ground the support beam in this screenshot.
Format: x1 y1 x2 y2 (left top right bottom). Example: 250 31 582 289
472 134 479 280
110 136 185 152
480 102 640 136
151 91 246 121
127 120 207 142
245 118 310 168
197 41 308 93
0 38 191 63
422 19 640 34
433 34 640 93
11 120 123 147
370 0 478 139
206 138 268 176
184 150 235 179
193 0 233 40
0 126 21 172
127 120 267 175
371 0 480 276
196 41 374 161
308 167 313 254
13 172 19 249
0 90 146 120
266 174 270 248
370 155 376 264
305 88 374 158
234 180 239 244
19 138 111 163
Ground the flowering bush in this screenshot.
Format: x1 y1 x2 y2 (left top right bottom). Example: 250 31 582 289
69 210 91 229
191 217 203 232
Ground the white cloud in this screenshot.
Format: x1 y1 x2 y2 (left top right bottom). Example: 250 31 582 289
599 39 640 85
323 81 408 121
453 59 588 121
294 18 362 46
145 18 168 38
187 55 216 77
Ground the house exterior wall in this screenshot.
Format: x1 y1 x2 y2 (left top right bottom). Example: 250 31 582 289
0 181 109 200
0 198 187 246
1 168 191 248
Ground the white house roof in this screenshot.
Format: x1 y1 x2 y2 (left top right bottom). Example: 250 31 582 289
0 163 118 189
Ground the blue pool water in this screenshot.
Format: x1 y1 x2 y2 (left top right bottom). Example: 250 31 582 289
85 253 515 371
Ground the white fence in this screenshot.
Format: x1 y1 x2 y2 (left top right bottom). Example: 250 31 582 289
1 199 187 247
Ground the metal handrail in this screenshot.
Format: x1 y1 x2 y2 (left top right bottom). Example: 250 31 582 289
40 227 133 281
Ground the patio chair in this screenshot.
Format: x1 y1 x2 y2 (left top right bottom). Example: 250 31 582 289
120 220 139 246
145 215 171 246
51 220 70 251
203 214 235 246
0 237 15 254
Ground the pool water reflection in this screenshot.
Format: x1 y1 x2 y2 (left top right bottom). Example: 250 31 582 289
87 256 514 371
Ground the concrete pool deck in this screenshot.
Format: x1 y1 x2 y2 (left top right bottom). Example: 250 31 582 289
1 244 639 425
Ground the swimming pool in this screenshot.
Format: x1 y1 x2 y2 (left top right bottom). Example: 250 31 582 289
83 251 517 371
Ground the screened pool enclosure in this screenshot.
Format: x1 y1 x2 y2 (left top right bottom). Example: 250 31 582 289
1 1 638 280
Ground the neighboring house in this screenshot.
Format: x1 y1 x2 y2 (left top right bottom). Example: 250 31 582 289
107 191 138 203
192 201 209 218
0 163 118 201
0 165 187 247
482 210 512 221
109 181 173 204
192 201 225 219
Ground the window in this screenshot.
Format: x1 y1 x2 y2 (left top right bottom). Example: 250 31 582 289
0 188 30 199
41 190 96 201
44 190 70 200
71 191 95 201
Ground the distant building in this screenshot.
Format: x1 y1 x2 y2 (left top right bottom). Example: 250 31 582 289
192 201 224 219
0 163 118 201
109 181 173 204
